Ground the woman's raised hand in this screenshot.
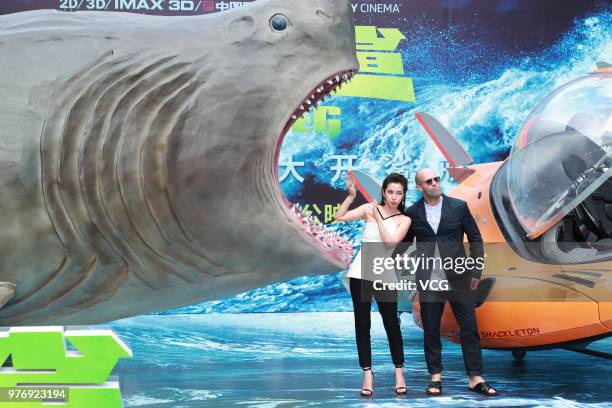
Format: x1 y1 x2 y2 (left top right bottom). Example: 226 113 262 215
347 176 357 198
363 202 377 218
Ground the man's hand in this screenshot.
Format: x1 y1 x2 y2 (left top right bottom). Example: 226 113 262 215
470 277 479 290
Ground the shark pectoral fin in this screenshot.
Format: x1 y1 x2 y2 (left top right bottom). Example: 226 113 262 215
0 282 16 309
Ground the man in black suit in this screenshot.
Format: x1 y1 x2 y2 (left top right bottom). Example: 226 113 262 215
400 168 497 396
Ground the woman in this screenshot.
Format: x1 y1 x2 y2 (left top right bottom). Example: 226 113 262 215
334 172 412 397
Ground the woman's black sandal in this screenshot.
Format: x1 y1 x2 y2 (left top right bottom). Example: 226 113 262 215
360 367 374 397
468 381 497 396
395 365 407 394
426 380 442 395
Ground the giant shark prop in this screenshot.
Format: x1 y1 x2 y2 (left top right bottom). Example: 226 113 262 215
0 0 358 325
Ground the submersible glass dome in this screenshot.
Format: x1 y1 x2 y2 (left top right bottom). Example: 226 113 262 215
507 71 612 239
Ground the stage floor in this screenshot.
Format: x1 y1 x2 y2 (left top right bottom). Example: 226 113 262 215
110 312 612 407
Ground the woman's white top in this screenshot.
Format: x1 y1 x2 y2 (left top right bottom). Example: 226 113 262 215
342 213 400 293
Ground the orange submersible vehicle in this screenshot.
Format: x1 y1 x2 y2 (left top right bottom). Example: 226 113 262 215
350 62 612 360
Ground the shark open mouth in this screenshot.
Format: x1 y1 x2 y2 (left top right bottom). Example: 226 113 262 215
273 69 357 268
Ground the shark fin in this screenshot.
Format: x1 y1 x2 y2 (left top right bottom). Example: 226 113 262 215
0 282 16 309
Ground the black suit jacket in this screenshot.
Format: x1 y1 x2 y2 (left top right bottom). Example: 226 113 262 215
398 194 484 291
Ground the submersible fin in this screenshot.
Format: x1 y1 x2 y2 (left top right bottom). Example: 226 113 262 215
595 61 611 69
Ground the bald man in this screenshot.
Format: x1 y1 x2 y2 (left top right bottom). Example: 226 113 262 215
400 168 497 396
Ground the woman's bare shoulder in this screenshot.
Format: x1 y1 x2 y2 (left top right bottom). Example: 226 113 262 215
399 214 411 223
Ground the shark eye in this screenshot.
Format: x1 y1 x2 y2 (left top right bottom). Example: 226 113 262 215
270 14 289 32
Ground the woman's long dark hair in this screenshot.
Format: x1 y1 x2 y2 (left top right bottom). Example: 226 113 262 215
380 172 408 213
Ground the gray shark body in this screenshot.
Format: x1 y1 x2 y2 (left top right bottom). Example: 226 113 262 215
0 0 357 324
